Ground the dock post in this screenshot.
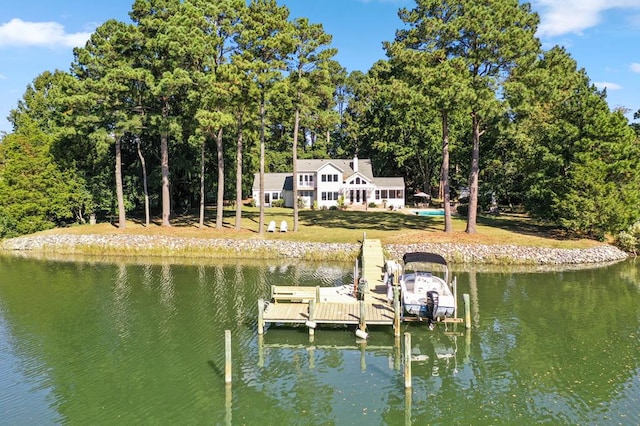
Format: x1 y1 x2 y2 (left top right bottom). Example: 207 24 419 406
453 277 458 318
463 293 471 329
355 300 368 339
225 330 232 384
359 299 366 330
308 299 316 337
257 299 265 335
404 332 412 389
393 286 401 337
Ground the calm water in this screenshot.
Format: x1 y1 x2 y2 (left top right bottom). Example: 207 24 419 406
0 254 638 425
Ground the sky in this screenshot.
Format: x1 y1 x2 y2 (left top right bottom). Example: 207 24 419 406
1 0 639 135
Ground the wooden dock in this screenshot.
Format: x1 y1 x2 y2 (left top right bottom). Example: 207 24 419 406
257 237 467 335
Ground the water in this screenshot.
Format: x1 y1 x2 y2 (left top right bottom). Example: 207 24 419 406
0 254 638 425
412 209 445 216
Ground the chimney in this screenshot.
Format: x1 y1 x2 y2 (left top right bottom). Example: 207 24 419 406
353 154 358 173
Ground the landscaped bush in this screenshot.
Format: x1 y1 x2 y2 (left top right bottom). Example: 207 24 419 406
615 221 640 255
457 204 469 216
368 202 377 208
329 205 338 210
271 199 285 208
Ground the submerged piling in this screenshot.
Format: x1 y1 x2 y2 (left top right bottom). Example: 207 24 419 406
404 332 412 389
225 330 232 384
463 293 471 329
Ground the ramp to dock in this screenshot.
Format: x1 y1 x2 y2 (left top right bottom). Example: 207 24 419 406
361 238 385 295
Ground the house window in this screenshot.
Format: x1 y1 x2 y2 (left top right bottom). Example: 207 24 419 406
264 193 271 204
321 192 327 201
272 193 279 200
375 190 380 200
381 190 388 199
355 177 360 184
333 174 339 182
333 192 339 200
361 180 366 185
321 174 327 182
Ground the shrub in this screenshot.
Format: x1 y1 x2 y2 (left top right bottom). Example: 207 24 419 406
457 204 469 216
271 198 285 208
368 202 377 208
329 205 338 210
615 221 640 255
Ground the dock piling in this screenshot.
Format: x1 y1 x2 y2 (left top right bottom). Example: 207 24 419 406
404 332 412 389
257 299 265 335
225 330 232 384
463 293 471 329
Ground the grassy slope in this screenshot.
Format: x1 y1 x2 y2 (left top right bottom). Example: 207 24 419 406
35 207 601 249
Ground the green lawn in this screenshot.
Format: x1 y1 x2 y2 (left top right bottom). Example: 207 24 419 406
42 206 601 249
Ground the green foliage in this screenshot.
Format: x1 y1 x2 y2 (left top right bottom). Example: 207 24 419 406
615 221 640 255
0 131 93 238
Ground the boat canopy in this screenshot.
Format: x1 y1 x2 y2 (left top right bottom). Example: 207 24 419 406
402 252 447 266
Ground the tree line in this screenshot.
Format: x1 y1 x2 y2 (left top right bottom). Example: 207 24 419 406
1 0 639 241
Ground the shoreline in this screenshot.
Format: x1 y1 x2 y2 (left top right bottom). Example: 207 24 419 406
0 233 629 265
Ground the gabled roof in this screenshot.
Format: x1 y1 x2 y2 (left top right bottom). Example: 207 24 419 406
252 173 290 191
297 158 374 181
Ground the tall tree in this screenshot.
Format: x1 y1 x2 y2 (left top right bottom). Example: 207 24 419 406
186 0 244 228
387 2 473 232
70 20 145 229
391 0 539 233
236 0 294 234
287 18 337 231
506 47 640 238
130 0 190 227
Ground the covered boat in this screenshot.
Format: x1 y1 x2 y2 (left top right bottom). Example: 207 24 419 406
385 252 456 324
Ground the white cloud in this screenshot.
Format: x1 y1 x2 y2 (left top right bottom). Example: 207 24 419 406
0 18 91 48
534 0 640 38
631 63 640 72
0 73 6 80
594 81 623 90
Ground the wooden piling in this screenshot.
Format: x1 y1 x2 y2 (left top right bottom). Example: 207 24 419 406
257 298 265 335
393 286 400 337
404 332 412 389
463 293 471 329
225 330 232 384
453 277 458 318
359 299 366 331
308 299 316 337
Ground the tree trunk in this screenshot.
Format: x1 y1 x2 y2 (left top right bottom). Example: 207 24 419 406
115 136 126 229
441 110 452 233
160 129 171 227
235 113 244 230
136 138 150 227
466 111 481 234
199 136 206 228
216 127 224 229
293 107 300 231
258 95 266 234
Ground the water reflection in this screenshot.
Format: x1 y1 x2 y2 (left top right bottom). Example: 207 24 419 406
0 254 637 425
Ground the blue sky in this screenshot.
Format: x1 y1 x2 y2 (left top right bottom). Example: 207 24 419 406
1 0 639 134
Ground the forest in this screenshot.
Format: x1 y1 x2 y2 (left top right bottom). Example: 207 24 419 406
1 0 639 241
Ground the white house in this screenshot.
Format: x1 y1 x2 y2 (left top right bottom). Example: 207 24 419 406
252 156 405 210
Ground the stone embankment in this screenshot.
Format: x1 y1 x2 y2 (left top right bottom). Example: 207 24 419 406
1 234 629 265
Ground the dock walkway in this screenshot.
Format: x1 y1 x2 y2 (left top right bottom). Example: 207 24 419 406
258 237 466 334
259 238 395 330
